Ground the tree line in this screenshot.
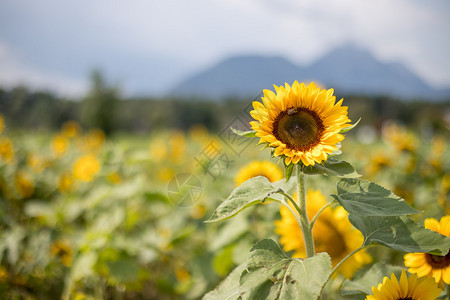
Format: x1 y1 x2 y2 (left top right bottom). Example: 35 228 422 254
1 71 448 135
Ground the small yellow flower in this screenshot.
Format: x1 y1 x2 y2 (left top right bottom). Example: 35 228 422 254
275 190 371 278
383 123 417 153
27 153 45 173
150 138 168 161
58 173 75 193
366 270 441 300
107 172 122 184
234 160 283 186
0 265 8 282
50 240 72 267
366 152 392 176
190 203 206 219
51 134 69 157
0 136 14 163
73 154 101 182
15 172 34 198
250 81 351 166
404 216 450 285
80 128 105 152
175 266 191 282
169 131 186 164
61 120 81 138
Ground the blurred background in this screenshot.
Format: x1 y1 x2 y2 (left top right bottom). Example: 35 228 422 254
0 0 449 299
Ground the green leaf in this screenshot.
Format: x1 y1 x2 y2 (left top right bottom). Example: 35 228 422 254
239 239 332 300
71 251 98 281
349 215 450 255
284 162 294 181
340 118 361 133
206 176 279 223
303 157 360 178
332 178 420 216
107 257 140 283
341 262 403 296
203 263 246 300
231 127 257 137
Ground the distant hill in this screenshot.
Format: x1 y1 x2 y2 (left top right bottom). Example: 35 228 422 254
169 45 450 101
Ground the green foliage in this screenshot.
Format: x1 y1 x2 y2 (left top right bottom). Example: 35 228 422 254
206 176 281 222
332 178 420 216
341 262 404 296
203 263 246 300
303 157 360 178
350 215 450 255
239 239 331 300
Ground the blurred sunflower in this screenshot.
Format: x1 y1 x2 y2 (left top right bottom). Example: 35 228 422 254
366 270 441 300
234 160 283 186
365 152 393 177
169 131 187 164
0 136 14 163
404 216 450 285
383 123 417 153
274 190 371 278
73 154 101 182
61 120 81 138
58 173 75 193
80 128 105 152
27 153 45 174
15 172 34 198
250 81 351 166
50 240 72 267
51 134 69 157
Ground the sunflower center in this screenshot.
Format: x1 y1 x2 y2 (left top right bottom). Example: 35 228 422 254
425 252 450 269
313 219 347 259
273 108 324 152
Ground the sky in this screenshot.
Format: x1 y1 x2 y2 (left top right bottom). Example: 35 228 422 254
0 0 449 98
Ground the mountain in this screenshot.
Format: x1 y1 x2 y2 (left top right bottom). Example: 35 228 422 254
169 45 450 100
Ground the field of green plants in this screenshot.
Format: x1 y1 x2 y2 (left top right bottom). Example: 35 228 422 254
0 109 449 299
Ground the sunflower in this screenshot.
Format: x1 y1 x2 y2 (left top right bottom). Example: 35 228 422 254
274 190 371 278
404 216 450 285
366 270 441 300
234 160 283 186
73 154 101 182
250 81 351 166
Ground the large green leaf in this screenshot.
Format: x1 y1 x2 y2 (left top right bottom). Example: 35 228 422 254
303 158 360 178
206 176 279 222
341 262 403 296
350 215 450 255
332 178 420 216
203 263 246 300
239 239 331 300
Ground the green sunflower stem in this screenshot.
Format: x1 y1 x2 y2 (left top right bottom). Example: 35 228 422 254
296 164 315 258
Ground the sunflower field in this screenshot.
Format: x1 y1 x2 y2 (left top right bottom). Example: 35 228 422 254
0 82 449 300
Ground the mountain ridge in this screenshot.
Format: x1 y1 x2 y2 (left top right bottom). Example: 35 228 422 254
169 45 450 101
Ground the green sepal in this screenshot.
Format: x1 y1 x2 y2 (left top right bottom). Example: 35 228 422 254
231 127 257 137
340 118 361 133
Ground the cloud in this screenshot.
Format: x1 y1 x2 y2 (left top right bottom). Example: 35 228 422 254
0 0 449 95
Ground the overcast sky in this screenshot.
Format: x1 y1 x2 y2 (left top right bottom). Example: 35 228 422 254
0 0 449 97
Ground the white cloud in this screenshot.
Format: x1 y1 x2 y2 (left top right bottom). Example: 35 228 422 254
0 0 449 94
